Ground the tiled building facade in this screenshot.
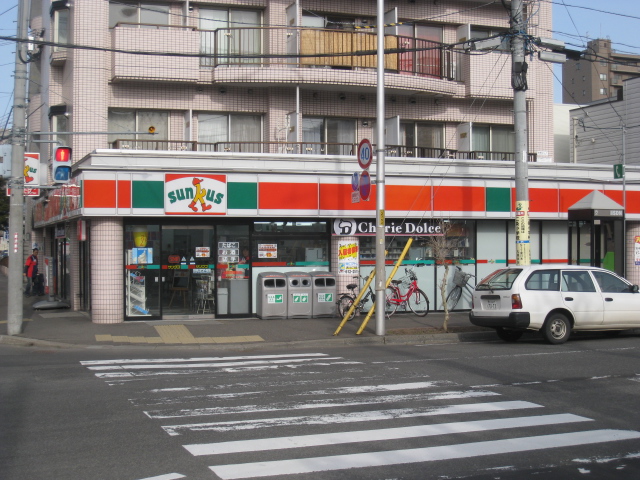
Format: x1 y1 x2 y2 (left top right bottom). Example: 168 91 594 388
26 1 638 324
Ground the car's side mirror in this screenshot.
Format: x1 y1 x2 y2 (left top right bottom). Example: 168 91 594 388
632 285 639 293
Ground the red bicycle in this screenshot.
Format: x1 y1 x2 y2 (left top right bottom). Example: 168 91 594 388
384 266 430 316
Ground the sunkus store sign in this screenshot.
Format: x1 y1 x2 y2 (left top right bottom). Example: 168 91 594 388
333 219 443 236
164 174 227 215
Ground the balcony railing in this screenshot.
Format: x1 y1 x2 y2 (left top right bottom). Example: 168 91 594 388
111 139 537 161
196 26 463 80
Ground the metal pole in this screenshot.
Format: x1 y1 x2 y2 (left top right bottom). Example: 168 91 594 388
374 0 386 335
511 0 530 266
7 0 29 335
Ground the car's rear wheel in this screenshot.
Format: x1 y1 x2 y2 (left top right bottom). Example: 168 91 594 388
495 327 524 342
542 313 571 344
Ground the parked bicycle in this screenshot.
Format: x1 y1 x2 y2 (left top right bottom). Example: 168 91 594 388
446 265 475 310
337 273 377 321
384 266 430 317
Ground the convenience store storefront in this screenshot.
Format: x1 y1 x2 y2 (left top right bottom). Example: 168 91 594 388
31 151 640 324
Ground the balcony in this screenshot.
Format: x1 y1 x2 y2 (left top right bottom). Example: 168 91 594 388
110 139 537 161
111 24 463 84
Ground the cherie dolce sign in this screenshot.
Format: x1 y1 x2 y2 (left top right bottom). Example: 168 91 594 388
333 218 443 236
164 174 227 215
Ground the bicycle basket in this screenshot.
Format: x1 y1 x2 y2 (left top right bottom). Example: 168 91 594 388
452 268 471 287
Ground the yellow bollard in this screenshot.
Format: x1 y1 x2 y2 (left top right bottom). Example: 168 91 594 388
356 238 414 335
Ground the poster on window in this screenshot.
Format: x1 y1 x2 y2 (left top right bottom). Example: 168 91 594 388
195 246 210 258
635 236 640 265
338 240 359 275
258 243 277 259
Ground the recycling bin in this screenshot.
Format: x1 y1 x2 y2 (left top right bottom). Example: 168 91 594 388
285 271 312 318
256 272 287 319
310 271 337 317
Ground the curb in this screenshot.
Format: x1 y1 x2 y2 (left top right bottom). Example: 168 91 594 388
0 330 497 350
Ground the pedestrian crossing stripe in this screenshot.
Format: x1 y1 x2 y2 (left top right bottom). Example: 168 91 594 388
185 414 591 456
209 429 640 479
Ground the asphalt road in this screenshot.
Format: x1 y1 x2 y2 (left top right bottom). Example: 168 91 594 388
1 333 640 479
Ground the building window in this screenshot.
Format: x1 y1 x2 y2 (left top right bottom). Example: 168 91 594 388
582 90 587 96
302 117 356 155
51 1 69 52
398 24 444 77
599 73 607 81
600 88 608 95
472 125 515 160
469 27 510 52
108 109 169 149
600 60 607 67
399 122 444 157
199 8 262 66
109 2 169 28
197 113 262 152
49 105 69 148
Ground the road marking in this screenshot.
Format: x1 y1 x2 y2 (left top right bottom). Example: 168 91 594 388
146 389 498 419
93 324 264 344
81 353 329 366
209 429 640 479
163 400 543 436
87 356 345 372
136 474 185 480
185 414 592 456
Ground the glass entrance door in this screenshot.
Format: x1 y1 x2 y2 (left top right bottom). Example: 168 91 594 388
216 225 250 316
161 225 215 317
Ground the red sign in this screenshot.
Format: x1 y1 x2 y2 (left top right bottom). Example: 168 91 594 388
357 139 373 170
167 255 181 264
6 187 40 196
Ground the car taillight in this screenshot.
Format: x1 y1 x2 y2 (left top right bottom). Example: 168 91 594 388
511 294 522 309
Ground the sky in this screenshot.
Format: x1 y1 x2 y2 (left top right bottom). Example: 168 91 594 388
1 0 640 133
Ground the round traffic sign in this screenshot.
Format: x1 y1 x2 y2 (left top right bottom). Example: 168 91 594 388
357 139 373 170
351 172 359 191
359 170 371 201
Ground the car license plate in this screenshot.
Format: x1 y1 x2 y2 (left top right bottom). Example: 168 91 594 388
486 300 498 310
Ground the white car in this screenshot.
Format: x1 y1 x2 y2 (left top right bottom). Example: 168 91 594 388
469 265 640 344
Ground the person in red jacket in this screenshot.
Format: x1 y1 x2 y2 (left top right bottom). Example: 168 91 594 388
24 248 39 297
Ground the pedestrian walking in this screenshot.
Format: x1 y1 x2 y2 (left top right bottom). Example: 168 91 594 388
24 248 39 297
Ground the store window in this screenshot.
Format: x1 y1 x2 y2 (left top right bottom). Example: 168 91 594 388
197 113 262 152
124 224 161 319
253 222 329 265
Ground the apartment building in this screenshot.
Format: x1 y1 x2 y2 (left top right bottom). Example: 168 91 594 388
562 38 640 104
23 0 640 324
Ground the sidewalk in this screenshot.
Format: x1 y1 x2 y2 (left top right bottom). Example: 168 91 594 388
0 274 494 350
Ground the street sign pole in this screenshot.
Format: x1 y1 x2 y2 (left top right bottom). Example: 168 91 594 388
374 0 386 336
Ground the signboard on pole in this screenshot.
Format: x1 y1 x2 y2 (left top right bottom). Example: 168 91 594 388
357 139 373 170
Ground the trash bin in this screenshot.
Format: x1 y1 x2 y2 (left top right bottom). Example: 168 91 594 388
310 271 337 317
285 271 312 318
256 272 287 319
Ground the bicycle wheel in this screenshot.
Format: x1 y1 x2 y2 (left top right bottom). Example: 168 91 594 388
384 286 399 315
446 286 462 310
337 295 356 321
407 289 429 316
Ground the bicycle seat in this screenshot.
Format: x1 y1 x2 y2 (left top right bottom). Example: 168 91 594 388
346 283 358 290
391 280 402 285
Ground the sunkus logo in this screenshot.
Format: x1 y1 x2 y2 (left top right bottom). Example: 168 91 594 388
164 174 227 215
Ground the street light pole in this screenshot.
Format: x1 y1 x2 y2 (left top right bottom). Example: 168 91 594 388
511 0 530 266
7 0 29 335
374 0 386 335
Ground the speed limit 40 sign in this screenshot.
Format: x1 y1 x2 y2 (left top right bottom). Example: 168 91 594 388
357 139 373 170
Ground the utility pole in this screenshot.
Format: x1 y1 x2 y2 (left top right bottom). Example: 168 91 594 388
7 0 29 335
374 0 386 335
511 0 530 266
